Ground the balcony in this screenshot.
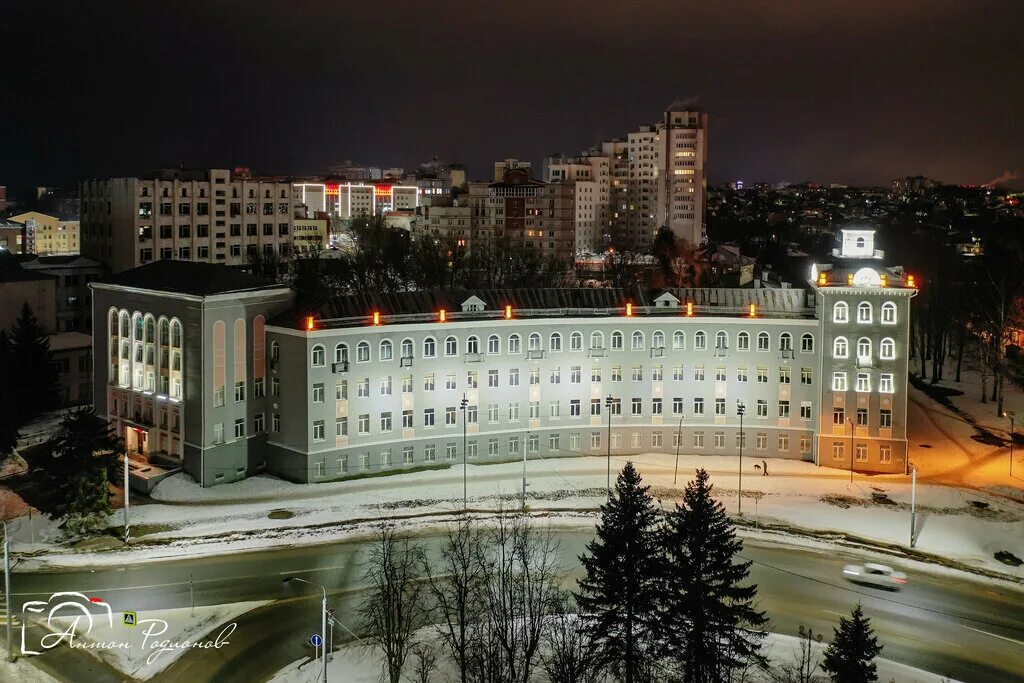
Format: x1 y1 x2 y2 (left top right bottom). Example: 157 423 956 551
464 352 483 363
400 356 414 368
526 350 546 360
651 347 665 358
588 347 606 358
332 361 350 374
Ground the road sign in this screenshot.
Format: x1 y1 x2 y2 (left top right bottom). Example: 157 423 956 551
310 634 323 647
123 611 137 627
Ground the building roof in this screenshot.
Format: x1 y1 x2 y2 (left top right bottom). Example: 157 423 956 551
47 331 92 352
0 262 56 283
97 260 283 296
21 254 103 269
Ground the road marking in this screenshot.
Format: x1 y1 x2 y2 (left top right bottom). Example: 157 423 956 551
279 564 352 576
822 610 846 617
960 625 1024 647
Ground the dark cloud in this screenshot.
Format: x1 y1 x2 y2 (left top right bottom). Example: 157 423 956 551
1 1 1021 189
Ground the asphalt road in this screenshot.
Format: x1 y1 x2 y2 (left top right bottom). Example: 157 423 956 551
11 527 1024 682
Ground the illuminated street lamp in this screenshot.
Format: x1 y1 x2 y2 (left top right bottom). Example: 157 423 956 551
283 577 329 683
736 400 746 515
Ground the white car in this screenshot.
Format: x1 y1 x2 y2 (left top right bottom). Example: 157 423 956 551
842 563 908 590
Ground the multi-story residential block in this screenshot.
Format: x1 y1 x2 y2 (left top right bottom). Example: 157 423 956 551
49 331 93 406
493 159 532 183
91 261 293 490
466 168 576 260
80 169 298 274
295 181 420 220
20 255 106 332
546 155 611 254
90 230 914 487
8 211 80 255
0 220 25 253
291 218 329 254
418 198 472 244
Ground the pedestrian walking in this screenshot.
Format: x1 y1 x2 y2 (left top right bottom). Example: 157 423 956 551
762 459 768 476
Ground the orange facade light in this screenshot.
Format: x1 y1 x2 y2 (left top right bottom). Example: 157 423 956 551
626 303 633 317
686 302 694 317
906 274 917 288
817 271 828 286
880 273 888 287
305 315 315 331
504 305 513 319
748 303 756 318
439 309 447 322
372 311 381 326
847 273 854 286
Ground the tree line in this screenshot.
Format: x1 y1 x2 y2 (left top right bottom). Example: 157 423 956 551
356 465 883 683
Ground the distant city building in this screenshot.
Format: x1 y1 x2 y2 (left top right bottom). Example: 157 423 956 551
80 168 299 273
21 254 107 332
49 331 93 406
0 220 25 253
0 185 7 211
294 181 421 219
0 261 56 333
546 154 611 254
291 217 329 254
8 211 80 255
493 158 532 183
892 176 939 195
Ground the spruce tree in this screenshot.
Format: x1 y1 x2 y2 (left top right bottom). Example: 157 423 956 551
575 461 663 682
658 468 767 682
822 604 882 683
9 302 59 421
0 330 17 454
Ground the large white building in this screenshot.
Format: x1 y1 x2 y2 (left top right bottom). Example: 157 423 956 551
91 230 914 488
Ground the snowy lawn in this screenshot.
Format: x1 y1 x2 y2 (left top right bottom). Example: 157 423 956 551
10 452 1024 582
0 642 59 683
43 600 267 680
267 628 959 683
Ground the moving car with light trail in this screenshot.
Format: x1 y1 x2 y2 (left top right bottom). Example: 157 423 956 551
842 562 908 590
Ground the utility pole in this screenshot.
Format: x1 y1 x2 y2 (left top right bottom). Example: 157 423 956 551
460 394 468 511
283 577 329 683
848 418 855 483
189 574 195 616
4 522 12 663
1005 411 1015 478
737 400 745 515
123 452 131 544
605 394 614 499
522 432 528 512
673 415 684 485
909 466 917 548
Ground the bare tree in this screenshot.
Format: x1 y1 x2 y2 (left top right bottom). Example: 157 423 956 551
774 625 825 683
474 512 564 683
358 526 428 683
407 641 439 683
541 592 601 683
423 517 488 683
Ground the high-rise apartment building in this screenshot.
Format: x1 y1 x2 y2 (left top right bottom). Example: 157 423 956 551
547 105 708 252
80 169 299 274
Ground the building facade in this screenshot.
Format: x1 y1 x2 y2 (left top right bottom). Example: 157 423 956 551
8 211 81 255
21 255 107 332
80 169 299 273
91 231 914 487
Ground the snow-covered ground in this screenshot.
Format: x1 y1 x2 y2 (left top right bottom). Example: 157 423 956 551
43 600 268 680
267 628 959 683
8 452 1023 581
0 643 59 683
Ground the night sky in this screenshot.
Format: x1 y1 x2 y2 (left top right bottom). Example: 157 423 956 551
2 1 1022 190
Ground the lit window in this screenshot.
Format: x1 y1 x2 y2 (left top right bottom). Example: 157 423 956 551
857 338 872 361
736 332 750 351
856 372 870 393
857 302 872 323
832 372 848 392
880 373 894 393
801 334 814 353
757 332 770 351
357 342 370 362
379 340 393 361
881 302 897 324
311 345 325 367
833 302 849 323
880 338 895 360
833 337 848 359
694 331 707 350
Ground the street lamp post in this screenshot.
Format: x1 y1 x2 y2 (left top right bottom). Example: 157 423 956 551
848 418 855 483
522 431 529 512
673 415 685 485
736 400 745 515
284 577 329 683
605 394 614 499
1005 411 1015 478
123 452 131 545
461 394 468 511
4 522 12 663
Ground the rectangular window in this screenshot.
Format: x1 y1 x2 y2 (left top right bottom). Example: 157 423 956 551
756 400 768 418
833 408 845 425
509 436 520 455
855 443 868 462
312 420 325 441
402 410 413 428
445 374 456 390
214 387 225 407
879 444 892 463
693 431 704 448
424 408 435 427
254 377 265 398
800 402 812 419
571 366 582 383
447 443 457 460
312 383 325 403
487 438 498 456
467 371 478 388
358 414 370 434
631 398 642 415
508 402 520 420
272 414 280 432
213 423 224 444
880 374 894 393
467 405 478 424
591 399 601 416
381 412 393 432
570 433 581 450
530 401 540 419
693 365 704 381
336 417 348 437
737 367 748 382
358 379 369 397
756 433 767 450
880 409 892 427
857 408 868 426
550 367 561 384
591 432 601 449
714 432 725 448
509 369 520 386
652 365 663 381
424 374 436 391
530 368 540 385
778 433 790 451
570 400 581 417
593 367 603 383
715 398 726 416
800 434 812 453
235 381 246 402
778 401 790 418
272 377 280 397
425 445 436 462
549 401 560 418
756 367 768 383
403 446 414 464
380 377 392 395
832 372 847 392
856 373 870 393
715 366 726 382
488 370 499 387
253 413 264 433
693 397 704 415
549 433 560 450
467 441 478 458
832 442 844 460
633 366 643 382
402 376 413 393
801 368 813 385
779 367 791 384
446 406 457 425
673 365 684 381
652 398 663 415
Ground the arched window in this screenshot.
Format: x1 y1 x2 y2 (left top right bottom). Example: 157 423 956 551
694 331 707 350
144 315 156 343
591 331 605 350
133 312 144 342
311 344 326 367
857 337 872 361
109 308 119 335
380 339 393 361
833 337 848 359
881 302 896 324
833 302 849 323
509 334 521 354
857 302 872 323
780 333 792 351
335 343 349 363
271 340 280 362
423 337 436 358
549 332 562 352
880 337 895 360
253 316 265 384
570 332 583 351
466 335 479 354
357 341 370 362
213 321 226 402
159 317 169 344
487 334 500 354
611 331 623 350
401 338 414 359
445 336 458 356
652 331 665 349
631 331 644 350
856 236 865 249
757 332 770 351
120 310 130 337
233 318 246 394
715 331 728 349
737 331 750 351
673 330 685 350
528 333 542 352
170 319 182 348
801 333 814 353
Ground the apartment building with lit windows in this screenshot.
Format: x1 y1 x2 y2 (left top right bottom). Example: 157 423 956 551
91 230 914 487
80 169 299 273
